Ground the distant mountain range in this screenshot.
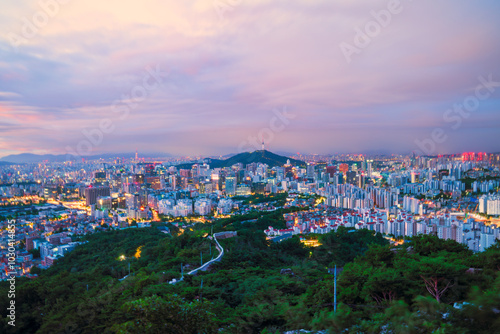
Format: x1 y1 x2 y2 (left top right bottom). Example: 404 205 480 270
0 152 171 164
177 150 305 169
275 151 299 157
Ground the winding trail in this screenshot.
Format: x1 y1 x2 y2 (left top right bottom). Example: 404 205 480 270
169 233 225 284
186 235 224 275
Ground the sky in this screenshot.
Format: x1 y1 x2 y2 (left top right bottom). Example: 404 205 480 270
0 0 500 158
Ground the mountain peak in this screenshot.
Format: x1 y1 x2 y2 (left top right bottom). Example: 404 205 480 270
175 150 304 169
214 150 303 168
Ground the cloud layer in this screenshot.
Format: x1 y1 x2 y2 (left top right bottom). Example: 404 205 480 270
1 0 499 157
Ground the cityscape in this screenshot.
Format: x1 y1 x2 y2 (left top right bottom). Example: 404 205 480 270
1 150 500 282
1 0 500 333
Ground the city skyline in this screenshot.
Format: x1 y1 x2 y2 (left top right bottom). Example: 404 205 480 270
1 0 500 157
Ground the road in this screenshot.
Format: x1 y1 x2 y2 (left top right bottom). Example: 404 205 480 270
168 233 227 284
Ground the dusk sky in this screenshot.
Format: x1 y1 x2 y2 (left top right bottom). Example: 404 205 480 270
1 0 500 158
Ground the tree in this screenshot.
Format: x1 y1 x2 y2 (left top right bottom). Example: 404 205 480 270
363 267 403 305
30 266 42 275
477 239 500 271
451 276 500 333
403 256 467 303
312 227 389 267
310 303 362 333
409 234 472 257
271 236 308 258
357 296 454 334
113 294 219 334
29 248 41 259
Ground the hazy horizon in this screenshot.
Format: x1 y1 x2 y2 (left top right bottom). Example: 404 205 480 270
2 148 497 163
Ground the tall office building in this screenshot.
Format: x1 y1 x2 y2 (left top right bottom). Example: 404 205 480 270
411 172 419 183
346 171 357 185
306 163 315 178
367 160 373 178
326 165 337 177
191 164 200 178
84 186 110 206
225 176 237 196
338 163 349 174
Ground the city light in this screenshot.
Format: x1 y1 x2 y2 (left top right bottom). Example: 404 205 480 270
134 246 142 259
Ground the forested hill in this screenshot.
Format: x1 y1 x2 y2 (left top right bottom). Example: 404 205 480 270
176 150 305 169
1 210 500 333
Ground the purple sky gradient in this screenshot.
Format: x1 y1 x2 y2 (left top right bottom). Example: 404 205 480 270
0 0 499 157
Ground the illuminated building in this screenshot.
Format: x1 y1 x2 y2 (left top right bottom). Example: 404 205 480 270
180 169 191 178
94 171 106 183
367 160 373 178
97 196 112 210
194 198 212 215
236 184 251 196
84 186 110 206
225 176 237 196
338 163 349 174
146 176 162 190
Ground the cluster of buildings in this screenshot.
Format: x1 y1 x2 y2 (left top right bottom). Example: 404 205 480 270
263 153 499 251
265 205 499 252
479 195 500 216
1 151 500 280
0 211 86 279
27 232 81 267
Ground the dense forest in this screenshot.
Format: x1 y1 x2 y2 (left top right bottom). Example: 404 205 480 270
1 208 500 333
